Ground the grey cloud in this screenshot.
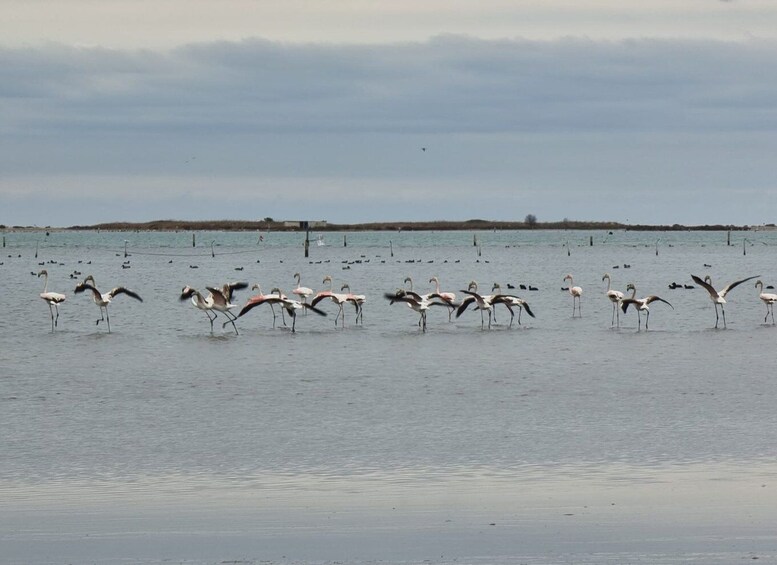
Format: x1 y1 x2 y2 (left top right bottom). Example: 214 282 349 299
3 36 777 139
3 36 777 225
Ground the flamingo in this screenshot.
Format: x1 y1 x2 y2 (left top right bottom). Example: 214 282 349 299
207 281 248 334
340 283 366 324
238 288 326 332
311 275 350 327
38 269 66 331
385 289 450 332
691 274 759 328
429 276 457 320
74 275 142 333
602 273 625 327
490 283 535 327
456 282 496 329
620 283 673 330
292 273 314 308
563 274 583 317
179 286 218 332
755 280 777 325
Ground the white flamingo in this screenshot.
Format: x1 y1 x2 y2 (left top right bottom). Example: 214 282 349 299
455 281 496 329
755 280 777 325
490 283 535 327
340 283 366 324
563 274 583 317
385 289 450 332
38 269 66 331
620 283 673 330
292 272 314 309
602 273 624 327
311 276 350 327
207 281 248 334
180 286 218 332
429 276 457 320
74 275 143 333
691 274 759 329
238 288 326 332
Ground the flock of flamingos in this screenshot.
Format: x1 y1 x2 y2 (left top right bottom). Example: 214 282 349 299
36 268 777 333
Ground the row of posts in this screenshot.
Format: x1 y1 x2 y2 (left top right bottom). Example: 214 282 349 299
0 228 750 255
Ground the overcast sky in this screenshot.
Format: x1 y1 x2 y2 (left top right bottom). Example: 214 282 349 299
2 0 777 226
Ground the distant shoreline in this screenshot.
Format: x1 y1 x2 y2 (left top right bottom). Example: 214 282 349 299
1 219 762 232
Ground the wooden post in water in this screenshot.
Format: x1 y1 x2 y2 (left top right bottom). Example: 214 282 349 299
344 234 347 247
304 226 310 258
473 234 477 247
192 233 196 247
390 240 394 257
589 236 593 246
124 240 128 258
2 236 5 247
727 230 731 246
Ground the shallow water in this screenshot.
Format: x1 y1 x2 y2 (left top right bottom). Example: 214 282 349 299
2 229 777 563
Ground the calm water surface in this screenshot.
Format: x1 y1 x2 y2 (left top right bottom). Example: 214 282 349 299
2 229 777 564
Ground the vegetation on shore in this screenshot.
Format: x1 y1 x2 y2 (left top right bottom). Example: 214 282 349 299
1 219 755 232
56 218 753 232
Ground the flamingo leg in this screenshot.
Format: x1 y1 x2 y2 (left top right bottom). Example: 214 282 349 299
280 307 288 327
269 304 278 328
205 309 217 333
48 303 55 332
721 306 727 329
105 307 111 333
645 309 650 330
221 311 239 334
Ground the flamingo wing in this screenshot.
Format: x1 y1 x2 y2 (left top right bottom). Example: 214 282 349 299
108 287 143 302
719 275 760 298
690 275 719 299
74 282 102 301
455 296 476 317
645 295 673 309
302 303 328 316
621 298 639 313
